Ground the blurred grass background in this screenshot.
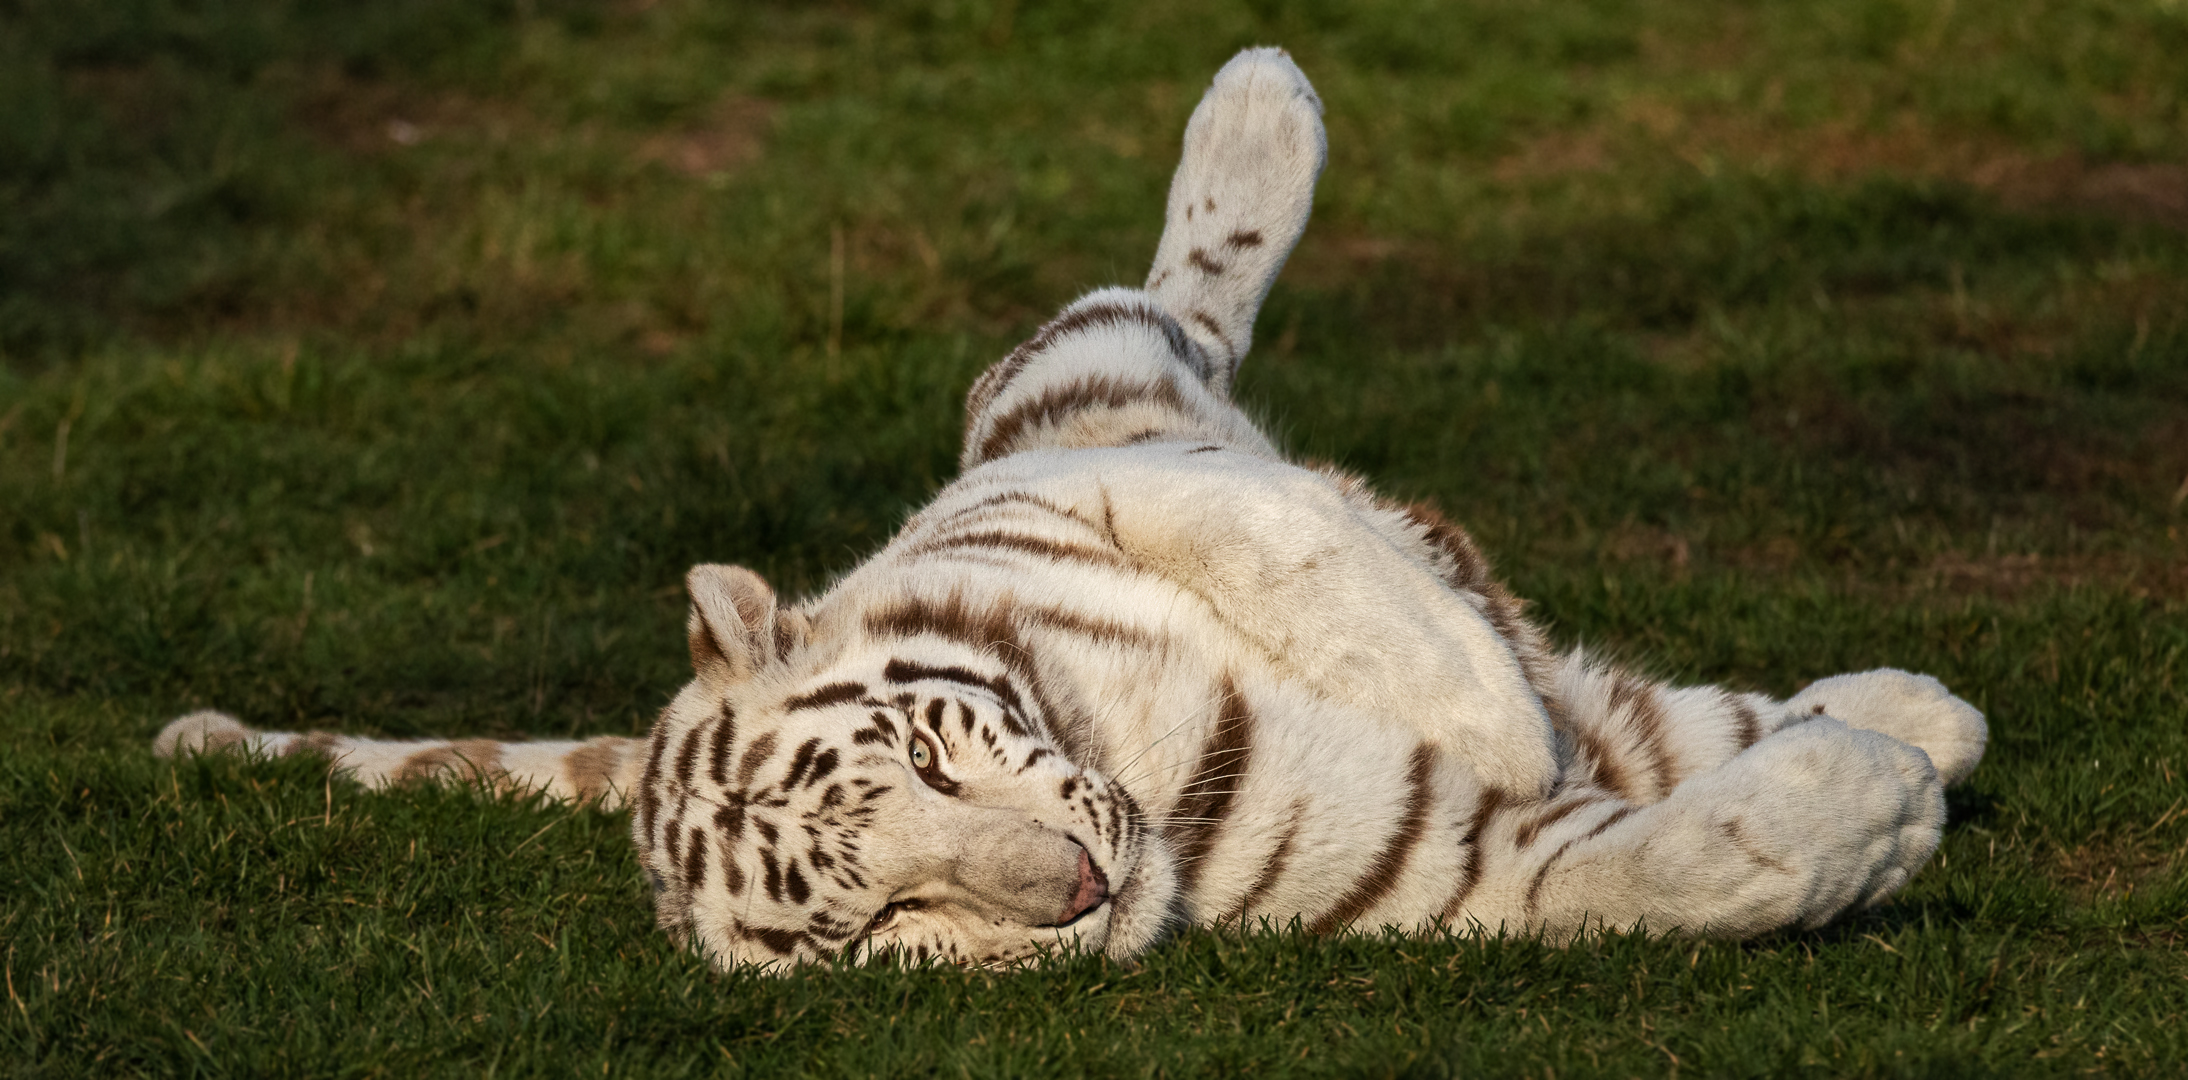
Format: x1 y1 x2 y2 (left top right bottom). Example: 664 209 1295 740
2 0 2184 1075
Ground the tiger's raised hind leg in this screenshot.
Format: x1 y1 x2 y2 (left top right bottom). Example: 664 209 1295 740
1143 46 1325 398
961 48 1325 467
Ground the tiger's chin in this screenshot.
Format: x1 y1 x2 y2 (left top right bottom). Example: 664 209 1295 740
1096 835 1180 962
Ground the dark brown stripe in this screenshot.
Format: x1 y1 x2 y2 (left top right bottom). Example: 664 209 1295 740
1224 800 1304 925
784 681 867 712
640 727 670 837
930 489 1088 534
673 721 705 788
1399 498 1491 593
394 739 506 787
1570 724 1636 802
975 373 1196 464
722 834 747 896
735 731 779 790
1188 311 1232 358
759 845 782 902
1168 678 1257 901
904 529 1129 571
1019 603 1161 651
1187 247 1226 274
1440 785 1510 921
746 924 810 957
1730 697 1762 751
567 736 631 805
1224 228 1263 249
806 912 856 942
1719 817 1790 873
1523 805 1634 919
964 301 1197 429
772 616 800 661
782 737 822 789
864 592 1030 667
803 748 840 788
706 708 738 785
1610 675 1678 798
1311 743 1437 934
1513 796 1587 849
292 731 344 757
711 802 746 846
684 826 707 889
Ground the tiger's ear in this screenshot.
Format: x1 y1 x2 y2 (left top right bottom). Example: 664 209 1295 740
686 564 809 683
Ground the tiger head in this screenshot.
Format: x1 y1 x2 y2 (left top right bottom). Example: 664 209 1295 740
632 564 1177 970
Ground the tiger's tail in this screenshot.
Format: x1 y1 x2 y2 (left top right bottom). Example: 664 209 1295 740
1143 47 1326 397
152 710 645 809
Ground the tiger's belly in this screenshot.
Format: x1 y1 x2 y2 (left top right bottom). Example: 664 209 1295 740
889 441 1557 795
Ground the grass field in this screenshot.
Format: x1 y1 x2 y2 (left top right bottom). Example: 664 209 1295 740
5 0 2186 1075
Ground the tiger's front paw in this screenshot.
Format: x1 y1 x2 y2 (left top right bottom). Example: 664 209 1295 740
1657 718 1944 934
1787 669 1987 786
1732 718 1944 925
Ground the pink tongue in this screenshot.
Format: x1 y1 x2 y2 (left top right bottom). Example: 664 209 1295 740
1059 847 1110 923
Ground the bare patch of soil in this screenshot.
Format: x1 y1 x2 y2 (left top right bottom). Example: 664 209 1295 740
2049 832 2184 903
290 70 535 156
637 97 777 177
1918 551 2188 602
1601 521 1693 575
1493 106 2188 230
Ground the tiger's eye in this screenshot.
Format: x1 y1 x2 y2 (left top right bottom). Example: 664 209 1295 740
910 738 932 769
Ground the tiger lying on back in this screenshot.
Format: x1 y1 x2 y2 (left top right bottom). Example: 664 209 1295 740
157 48 1987 971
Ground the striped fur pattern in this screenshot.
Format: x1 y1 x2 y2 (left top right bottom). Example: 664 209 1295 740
154 48 1988 971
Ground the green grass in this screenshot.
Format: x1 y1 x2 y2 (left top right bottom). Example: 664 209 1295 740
4 0 2185 1075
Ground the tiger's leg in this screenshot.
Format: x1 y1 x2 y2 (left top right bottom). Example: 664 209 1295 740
1142 46 1324 397
154 710 646 809
961 49 1324 467
1545 651 1988 805
1462 715 1946 939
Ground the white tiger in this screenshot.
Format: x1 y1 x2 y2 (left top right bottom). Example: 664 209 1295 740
157 48 1987 971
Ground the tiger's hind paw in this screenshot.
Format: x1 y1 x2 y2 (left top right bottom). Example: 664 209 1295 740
1146 47 1326 392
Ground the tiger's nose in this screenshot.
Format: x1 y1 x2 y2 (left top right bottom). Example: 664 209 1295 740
1058 845 1109 924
